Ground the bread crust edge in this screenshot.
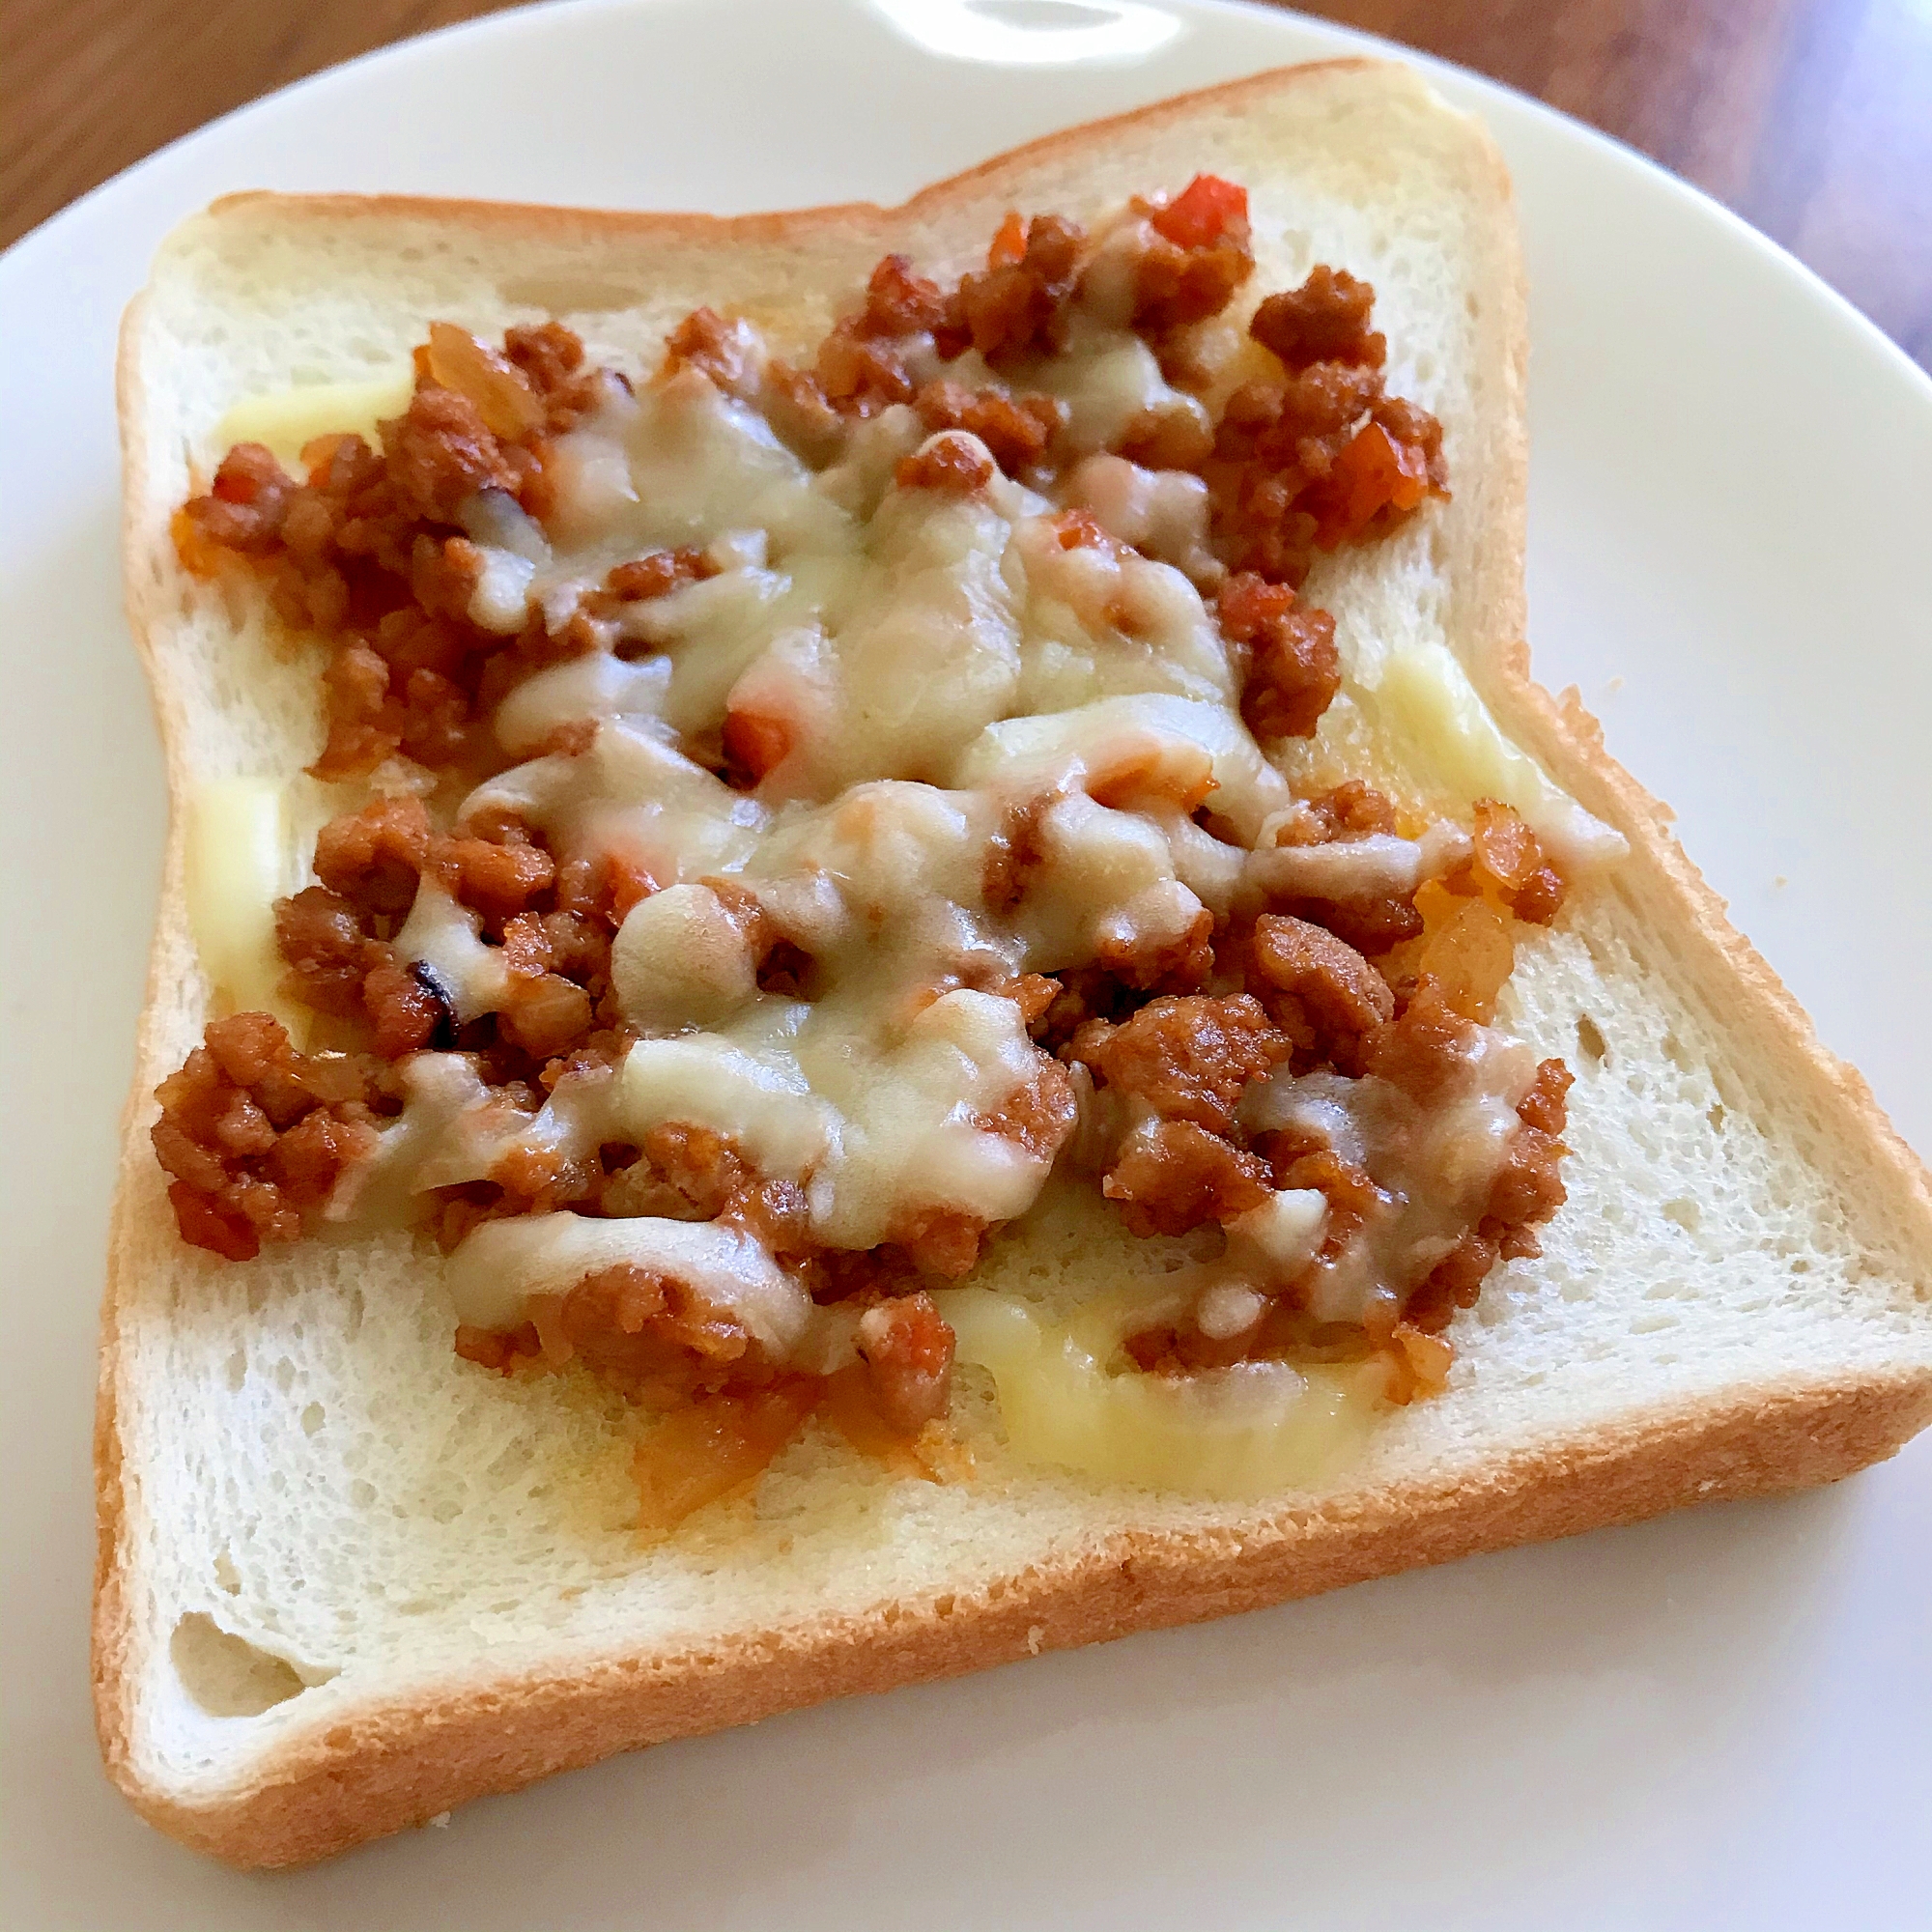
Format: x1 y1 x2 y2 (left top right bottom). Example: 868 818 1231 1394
103 1367 1932 1869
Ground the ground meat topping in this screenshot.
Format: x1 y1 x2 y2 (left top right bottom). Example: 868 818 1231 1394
1217 571 1341 741
1257 781 1435 959
1247 914 1394 1073
386 384 522 523
1129 175 1255 335
895 430 997 495
156 185 1589 1442
1201 266 1449 586
314 793 433 918
1072 993 1290 1132
977 1057 1079 1163
1361 977 1479 1104
1404 1057 1573 1336
153 1015 386 1262
1248 266 1385 372
913 380 1065 476
1102 1118 1272 1237
534 1263 767 1407
857 1292 955 1435
948 212 1086 367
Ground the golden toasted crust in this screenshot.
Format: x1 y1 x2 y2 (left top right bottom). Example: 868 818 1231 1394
99 56 1932 1870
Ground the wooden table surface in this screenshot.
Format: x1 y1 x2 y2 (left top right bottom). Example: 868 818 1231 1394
4 0 1927 371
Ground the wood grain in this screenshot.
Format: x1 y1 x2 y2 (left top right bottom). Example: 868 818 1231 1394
2 0 1926 369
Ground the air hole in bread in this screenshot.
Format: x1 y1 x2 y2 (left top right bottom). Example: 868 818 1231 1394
300 1402 325 1436
1707 1101 1726 1131
1662 1033 1696 1073
224 1349 247 1393
213 1550 242 1596
272 1357 296 1393
170 1614 311 1718
1662 1198 1700 1234
1575 1013 1607 1066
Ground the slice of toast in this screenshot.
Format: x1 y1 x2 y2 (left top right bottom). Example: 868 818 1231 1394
100 59 1932 1868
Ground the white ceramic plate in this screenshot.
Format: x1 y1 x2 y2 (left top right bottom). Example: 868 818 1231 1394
4 1 1928 1923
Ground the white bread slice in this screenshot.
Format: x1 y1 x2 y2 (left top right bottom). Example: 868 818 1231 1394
101 60 1932 1868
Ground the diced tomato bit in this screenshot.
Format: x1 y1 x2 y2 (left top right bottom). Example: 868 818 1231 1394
1151 175 1248 249
723 706 794 783
1314 421 1431 549
988 210 1028 269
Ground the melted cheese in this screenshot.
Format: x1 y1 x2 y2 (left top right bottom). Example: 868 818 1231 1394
620 1032 833 1179
1022 318 1208 458
393 882 511 1021
494 652 672 756
938 1284 1382 1497
464 717 767 882
211 368 414 469
741 467 1028 796
1244 822 1471 902
1062 453 1216 580
1013 514 1233 713
184 779 303 1026
1241 1041 1539 1325
955 693 1290 840
610 882 762 1031
797 986 1049 1247
1372 642 1626 870
447 1211 810 1350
